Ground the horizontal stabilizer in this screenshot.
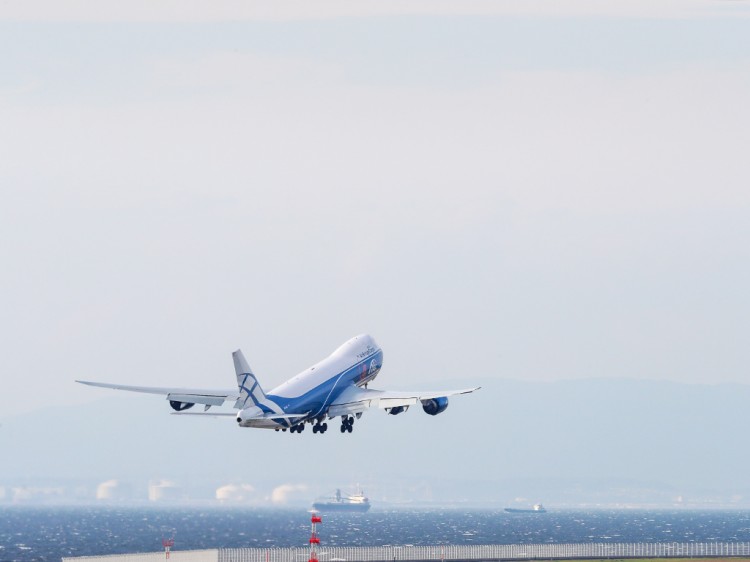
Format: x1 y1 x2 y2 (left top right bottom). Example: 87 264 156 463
263 412 308 419
167 393 226 406
171 412 237 417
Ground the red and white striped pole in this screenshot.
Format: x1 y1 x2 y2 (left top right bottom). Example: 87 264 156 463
162 538 174 560
309 511 322 562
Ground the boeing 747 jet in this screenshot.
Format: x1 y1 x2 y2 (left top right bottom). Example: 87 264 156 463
77 334 479 434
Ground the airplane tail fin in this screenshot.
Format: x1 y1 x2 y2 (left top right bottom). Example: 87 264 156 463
233 349 269 410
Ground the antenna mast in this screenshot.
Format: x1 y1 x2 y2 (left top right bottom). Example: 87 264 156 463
309 511 322 562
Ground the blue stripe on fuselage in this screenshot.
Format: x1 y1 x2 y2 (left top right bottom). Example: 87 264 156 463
264 349 383 426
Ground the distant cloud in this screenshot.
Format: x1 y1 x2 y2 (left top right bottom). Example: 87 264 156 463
270 484 308 505
11 486 64 503
216 483 256 503
96 479 120 500
148 480 181 502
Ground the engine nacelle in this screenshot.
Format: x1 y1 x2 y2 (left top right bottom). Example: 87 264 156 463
421 397 449 415
169 400 194 412
386 406 408 416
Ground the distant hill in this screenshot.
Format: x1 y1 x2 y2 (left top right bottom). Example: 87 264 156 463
1 378 749 506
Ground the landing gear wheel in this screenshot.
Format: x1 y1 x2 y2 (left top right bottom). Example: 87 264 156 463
340 417 354 433
322 423 328 432
312 425 319 434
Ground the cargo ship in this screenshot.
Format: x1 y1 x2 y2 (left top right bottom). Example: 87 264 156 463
312 489 371 512
504 503 546 513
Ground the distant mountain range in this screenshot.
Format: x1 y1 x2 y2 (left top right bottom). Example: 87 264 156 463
2 378 749 506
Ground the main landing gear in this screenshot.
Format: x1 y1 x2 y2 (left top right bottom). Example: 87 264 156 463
284 421 328 434
277 417 348 434
340 416 354 433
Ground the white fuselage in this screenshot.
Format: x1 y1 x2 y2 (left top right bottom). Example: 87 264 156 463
241 334 383 428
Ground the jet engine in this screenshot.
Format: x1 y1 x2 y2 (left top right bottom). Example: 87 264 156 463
386 406 408 415
421 397 449 415
169 400 194 411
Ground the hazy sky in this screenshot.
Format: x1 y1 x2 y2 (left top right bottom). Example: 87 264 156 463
1 1 749 419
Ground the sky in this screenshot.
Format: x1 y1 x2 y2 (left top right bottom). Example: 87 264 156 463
1 1 750 421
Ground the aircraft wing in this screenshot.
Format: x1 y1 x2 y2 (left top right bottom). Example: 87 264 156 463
76 380 239 408
327 385 480 417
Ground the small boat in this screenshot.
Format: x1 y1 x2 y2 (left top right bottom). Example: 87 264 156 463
504 503 546 513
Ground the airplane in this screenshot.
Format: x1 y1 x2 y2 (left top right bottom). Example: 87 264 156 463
77 334 479 434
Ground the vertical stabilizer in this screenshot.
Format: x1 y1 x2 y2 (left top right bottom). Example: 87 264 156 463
233 349 254 377
233 349 272 411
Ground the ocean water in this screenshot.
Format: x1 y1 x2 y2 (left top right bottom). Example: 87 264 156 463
2 508 750 562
